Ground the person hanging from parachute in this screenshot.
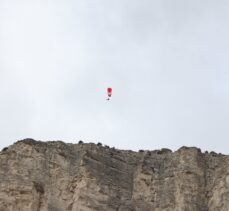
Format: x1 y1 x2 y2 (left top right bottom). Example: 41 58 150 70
107 87 112 100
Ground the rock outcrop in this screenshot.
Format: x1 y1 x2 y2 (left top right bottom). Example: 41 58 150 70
0 139 229 211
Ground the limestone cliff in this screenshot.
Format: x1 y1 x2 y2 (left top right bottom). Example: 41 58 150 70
0 139 229 211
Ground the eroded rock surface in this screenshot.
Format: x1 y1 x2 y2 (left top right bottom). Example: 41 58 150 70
0 139 229 211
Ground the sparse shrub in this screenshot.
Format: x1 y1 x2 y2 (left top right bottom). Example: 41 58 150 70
2 147 8 152
156 150 163 154
146 151 151 156
210 151 217 156
161 148 172 153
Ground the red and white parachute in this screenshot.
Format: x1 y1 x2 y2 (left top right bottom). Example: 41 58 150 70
107 87 112 100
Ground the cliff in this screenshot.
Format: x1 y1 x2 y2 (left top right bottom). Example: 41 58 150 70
0 139 229 211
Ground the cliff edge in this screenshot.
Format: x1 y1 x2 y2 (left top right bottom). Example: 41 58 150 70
0 139 229 211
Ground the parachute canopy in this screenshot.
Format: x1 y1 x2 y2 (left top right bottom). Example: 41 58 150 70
107 87 112 97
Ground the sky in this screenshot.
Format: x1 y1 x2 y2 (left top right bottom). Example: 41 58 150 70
1 0 229 153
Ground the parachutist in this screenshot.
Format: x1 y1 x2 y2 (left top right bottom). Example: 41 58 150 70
106 87 112 101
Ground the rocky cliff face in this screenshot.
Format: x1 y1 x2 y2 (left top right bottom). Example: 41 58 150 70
0 139 229 211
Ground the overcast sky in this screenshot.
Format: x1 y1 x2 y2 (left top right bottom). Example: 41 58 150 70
1 0 229 153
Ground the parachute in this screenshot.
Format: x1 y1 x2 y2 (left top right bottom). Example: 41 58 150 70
107 87 112 100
